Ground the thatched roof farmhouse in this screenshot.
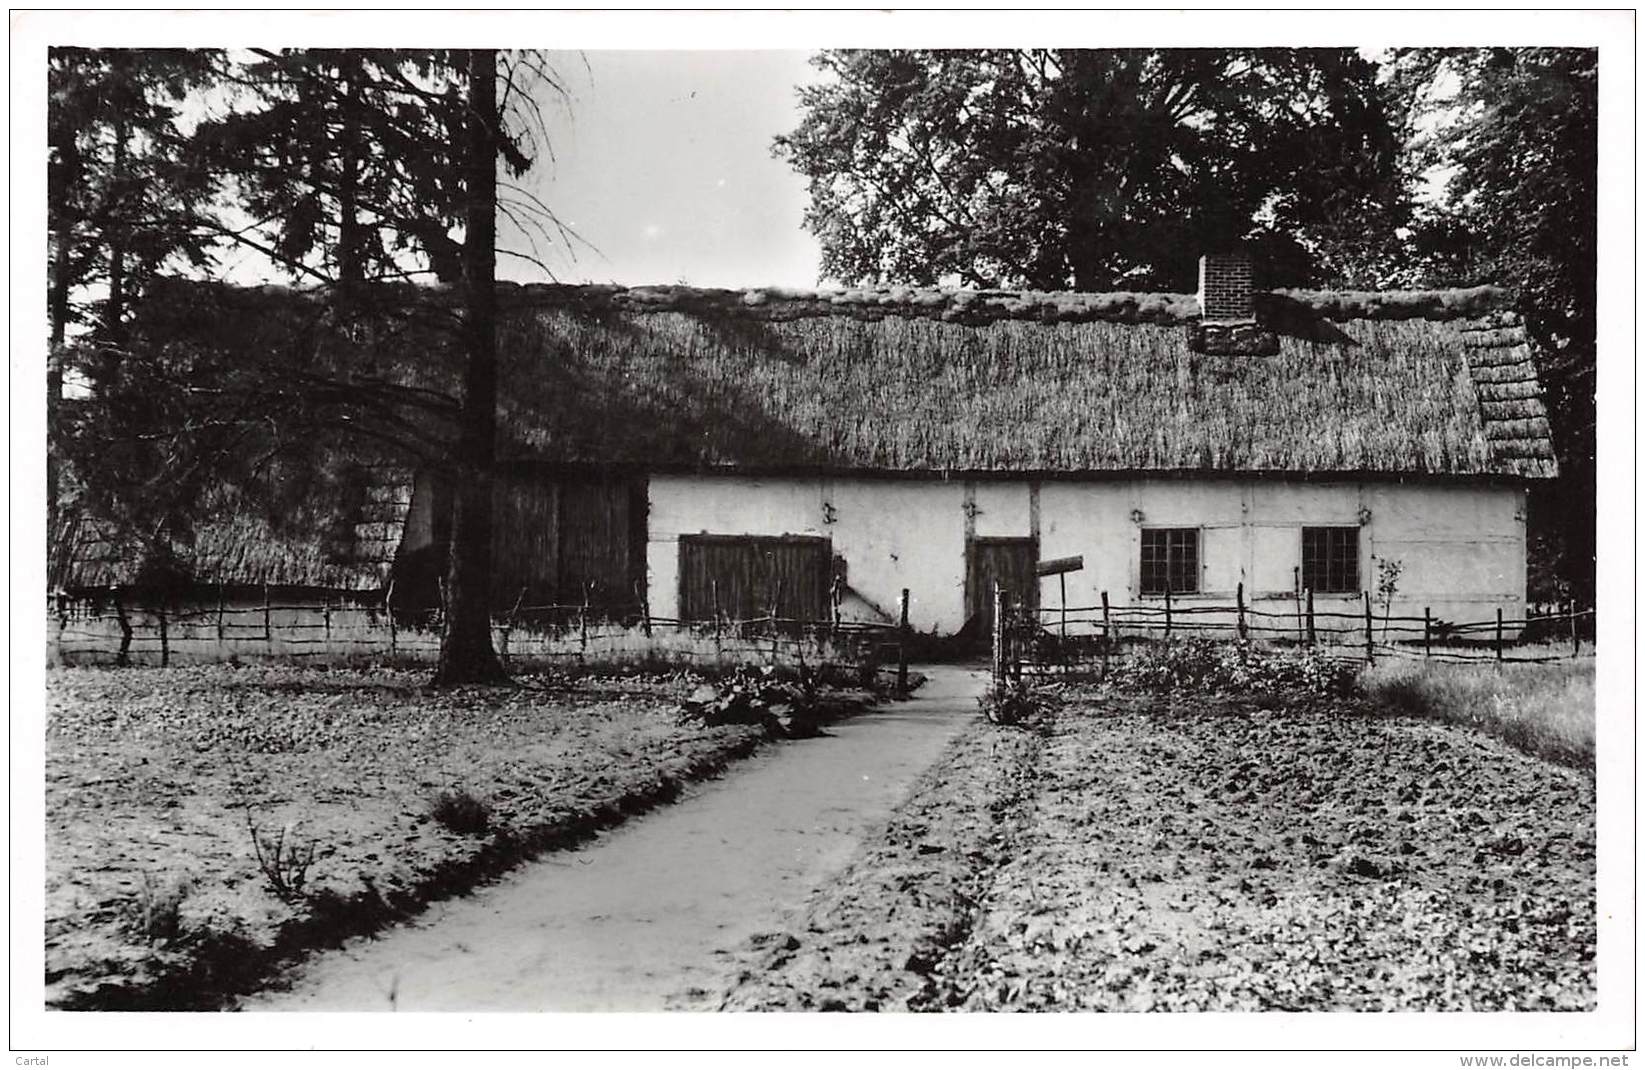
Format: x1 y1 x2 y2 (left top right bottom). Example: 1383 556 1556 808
56 254 1556 636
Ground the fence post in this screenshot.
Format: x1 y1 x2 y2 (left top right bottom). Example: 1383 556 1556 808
580 583 591 669
637 581 652 638
54 592 68 656
897 587 910 695
157 602 169 668
991 581 1004 684
385 579 398 659
217 583 226 647
1164 587 1172 640
1293 566 1303 645
504 586 526 670
770 576 784 660
1424 606 1432 660
711 578 723 660
1236 582 1248 641
323 594 332 646
1495 607 1504 662
113 590 133 667
1006 595 1019 678
1569 598 1580 657
1362 590 1374 663
262 583 273 650
1059 573 1068 641
1100 590 1112 675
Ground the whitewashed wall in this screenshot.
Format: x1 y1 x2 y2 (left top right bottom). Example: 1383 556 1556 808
648 475 969 631
1038 479 1526 635
648 474 1528 635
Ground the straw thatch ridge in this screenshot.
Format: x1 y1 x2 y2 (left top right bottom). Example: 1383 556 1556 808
491 280 1512 328
144 276 1517 327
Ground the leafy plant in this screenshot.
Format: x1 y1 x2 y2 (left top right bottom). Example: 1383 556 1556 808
978 677 1055 726
429 788 492 836
676 664 824 739
1374 556 1404 641
1105 639 1359 698
245 810 316 903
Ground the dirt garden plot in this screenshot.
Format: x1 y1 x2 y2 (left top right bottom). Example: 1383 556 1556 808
45 665 871 1010
712 691 1595 1012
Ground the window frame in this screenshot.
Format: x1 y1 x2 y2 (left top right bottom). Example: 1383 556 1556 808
1300 525 1361 595
1139 526 1201 596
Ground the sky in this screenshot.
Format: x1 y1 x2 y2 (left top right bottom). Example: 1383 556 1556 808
501 51 826 290
188 46 1456 295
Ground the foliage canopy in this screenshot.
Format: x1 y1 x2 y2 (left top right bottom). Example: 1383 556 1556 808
777 48 1410 292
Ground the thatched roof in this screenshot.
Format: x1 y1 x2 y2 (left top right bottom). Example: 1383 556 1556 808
485 282 1556 479
53 278 1557 592
122 276 1560 480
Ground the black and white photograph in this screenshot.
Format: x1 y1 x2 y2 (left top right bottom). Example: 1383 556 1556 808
10 7 1635 1058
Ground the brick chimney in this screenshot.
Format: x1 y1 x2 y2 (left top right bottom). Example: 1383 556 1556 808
1189 251 1277 356
1197 252 1255 324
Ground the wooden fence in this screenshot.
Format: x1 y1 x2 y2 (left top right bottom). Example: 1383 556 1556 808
992 580 1593 681
47 585 911 680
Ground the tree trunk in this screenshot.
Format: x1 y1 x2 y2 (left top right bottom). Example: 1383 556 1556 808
47 228 71 572
104 111 130 351
336 65 364 293
433 48 507 686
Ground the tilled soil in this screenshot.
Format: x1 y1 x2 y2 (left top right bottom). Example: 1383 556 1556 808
715 692 1596 1012
45 665 781 1009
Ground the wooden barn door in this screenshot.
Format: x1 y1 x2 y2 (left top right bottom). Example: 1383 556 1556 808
482 473 646 616
679 536 830 623
967 537 1039 636
558 479 643 609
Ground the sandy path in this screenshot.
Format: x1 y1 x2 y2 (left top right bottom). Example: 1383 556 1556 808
239 666 984 1012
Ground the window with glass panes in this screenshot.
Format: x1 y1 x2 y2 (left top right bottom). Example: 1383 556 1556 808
1140 528 1199 594
1301 527 1359 593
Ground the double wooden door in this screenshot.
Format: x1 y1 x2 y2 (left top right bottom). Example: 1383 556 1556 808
679 535 831 623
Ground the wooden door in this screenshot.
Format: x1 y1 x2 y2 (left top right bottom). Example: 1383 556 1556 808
558 479 641 607
967 537 1039 636
679 535 831 623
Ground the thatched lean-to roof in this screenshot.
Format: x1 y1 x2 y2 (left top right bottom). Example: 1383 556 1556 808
54 461 411 593
489 282 1556 478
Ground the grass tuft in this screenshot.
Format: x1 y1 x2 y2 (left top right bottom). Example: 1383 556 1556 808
124 872 191 944
428 788 493 836
1362 658 1594 769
